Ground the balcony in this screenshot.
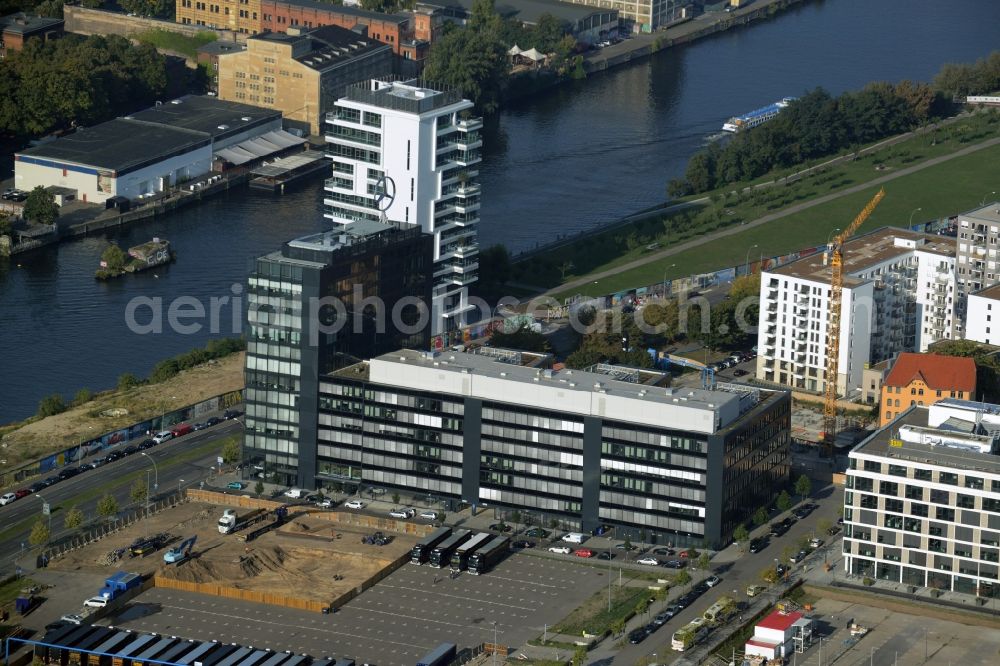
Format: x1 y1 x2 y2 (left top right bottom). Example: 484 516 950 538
457 116 483 132
447 271 478 286
438 213 479 227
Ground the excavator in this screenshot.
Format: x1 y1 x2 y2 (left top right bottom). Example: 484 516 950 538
163 535 198 565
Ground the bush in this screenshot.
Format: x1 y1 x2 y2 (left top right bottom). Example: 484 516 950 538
117 373 142 391
73 387 93 406
863 576 875 587
38 393 67 417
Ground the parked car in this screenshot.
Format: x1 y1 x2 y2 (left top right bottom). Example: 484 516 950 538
512 540 535 549
749 538 766 553
42 476 59 487
776 564 788 576
653 547 675 556
192 422 208 431
678 549 693 558
591 524 611 536
628 627 649 644
733 369 749 377
746 585 767 597
315 498 334 508
827 525 841 536
14 489 31 499
419 511 438 520
705 575 721 587
283 488 305 499
637 556 659 566
524 528 550 539
137 439 156 450
205 416 223 427
388 507 415 519
152 431 173 444
809 538 824 549
548 546 572 554
489 522 513 533
83 597 108 608
789 550 809 564
59 614 84 625
614 542 637 551
58 467 80 480
45 620 72 632
227 482 246 490
29 482 47 493
344 500 365 509
663 560 685 569
170 424 193 438
793 503 815 519
574 548 594 558
223 409 243 419
597 551 615 561
123 445 138 456
0 493 17 506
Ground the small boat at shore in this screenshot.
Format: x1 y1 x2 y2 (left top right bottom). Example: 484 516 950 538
96 238 174 280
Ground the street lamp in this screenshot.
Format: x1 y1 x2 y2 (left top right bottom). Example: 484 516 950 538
907 207 923 228
491 621 498 666
982 191 996 206
662 263 676 299
178 479 185 495
825 228 841 247
744 244 759 275
139 452 159 493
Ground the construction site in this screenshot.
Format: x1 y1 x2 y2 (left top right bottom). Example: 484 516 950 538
48 496 420 609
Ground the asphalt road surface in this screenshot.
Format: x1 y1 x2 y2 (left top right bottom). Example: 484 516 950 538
0 417 243 575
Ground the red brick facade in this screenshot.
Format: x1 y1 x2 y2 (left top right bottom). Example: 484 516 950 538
258 1 411 55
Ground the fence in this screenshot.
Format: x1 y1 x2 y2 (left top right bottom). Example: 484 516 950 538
153 576 329 613
0 389 243 490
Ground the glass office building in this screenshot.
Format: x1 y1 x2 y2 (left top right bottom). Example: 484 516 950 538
243 220 432 487
317 348 791 547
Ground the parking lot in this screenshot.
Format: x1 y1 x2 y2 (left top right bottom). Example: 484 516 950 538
100 551 608 666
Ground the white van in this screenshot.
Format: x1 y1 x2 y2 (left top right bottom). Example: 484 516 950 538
283 488 305 499
561 532 586 544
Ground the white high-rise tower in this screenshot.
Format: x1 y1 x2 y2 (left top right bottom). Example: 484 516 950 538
324 78 482 335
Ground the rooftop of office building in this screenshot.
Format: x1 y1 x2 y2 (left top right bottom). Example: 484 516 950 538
769 227 955 285
852 399 1000 474
331 347 779 434
256 221 419 268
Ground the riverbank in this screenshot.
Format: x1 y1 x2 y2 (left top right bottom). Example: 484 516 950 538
508 107 1000 298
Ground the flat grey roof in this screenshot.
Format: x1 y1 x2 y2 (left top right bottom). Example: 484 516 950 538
0 12 63 35
17 118 210 174
420 0 614 24
128 95 281 140
197 40 245 56
853 406 1000 474
287 220 397 251
960 202 1000 226
283 0 410 24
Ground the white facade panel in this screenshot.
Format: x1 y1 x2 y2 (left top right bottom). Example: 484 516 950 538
965 293 998 344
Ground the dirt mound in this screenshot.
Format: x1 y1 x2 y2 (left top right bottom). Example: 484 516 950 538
167 545 290 583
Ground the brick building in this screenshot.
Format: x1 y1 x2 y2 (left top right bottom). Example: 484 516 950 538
0 13 63 57
879 353 977 427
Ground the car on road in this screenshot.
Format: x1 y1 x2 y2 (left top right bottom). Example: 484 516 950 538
827 525 841 536
548 546 572 554
388 507 415 519
83 597 109 608
227 482 246 490
29 481 47 493
137 439 156 450
663 560 685 569
123 445 139 456
524 527 550 539
637 556 659 566
344 500 365 509
223 409 243 420
705 575 721 587
597 551 615 560
59 614 84 625
0 493 16 506
315 498 334 508
419 510 438 520
809 537 824 549
192 422 208 431
205 416 223 427
512 540 535 549
489 522 513 533
749 538 766 553
627 628 649 644
574 548 594 558
614 542 637 551
793 503 815 519
152 431 173 444
746 584 767 597
789 550 809 564
14 489 31 499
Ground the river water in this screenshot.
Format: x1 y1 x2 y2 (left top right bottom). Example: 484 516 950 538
1 0 998 422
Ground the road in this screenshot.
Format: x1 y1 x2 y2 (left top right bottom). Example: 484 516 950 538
587 482 845 665
0 418 243 575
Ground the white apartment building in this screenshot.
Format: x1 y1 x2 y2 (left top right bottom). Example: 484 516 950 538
955 202 1000 338
323 78 482 335
966 284 1000 345
755 228 957 397
844 399 1000 598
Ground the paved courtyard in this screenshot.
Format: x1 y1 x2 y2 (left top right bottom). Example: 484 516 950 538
100 552 608 666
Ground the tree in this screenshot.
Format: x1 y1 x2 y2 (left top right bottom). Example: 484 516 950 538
22 187 58 226
222 438 241 464
752 507 769 526
0 212 12 237
391 492 400 505
673 569 691 587
794 474 812 502
532 13 570 54
28 519 50 546
118 0 175 19
488 326 549 352
73 387 93 406
572 647 587 666
610 618 626 637
776 490 793 512
623 536 632 552
64 505 85 531
697 552 711 570
130 478 149 505
101 243 128 273
254 480 265 495
733 524 750 546
96 493 119 519
760 567 780 584
37 393 67 418
117 373 141 390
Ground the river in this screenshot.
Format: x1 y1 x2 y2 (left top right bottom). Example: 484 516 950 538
1 0 998 423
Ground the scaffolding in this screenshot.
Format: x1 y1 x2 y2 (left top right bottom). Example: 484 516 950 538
587 363 641 383
474 347 522 365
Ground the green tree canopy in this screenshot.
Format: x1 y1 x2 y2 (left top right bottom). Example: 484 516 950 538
73 387 94 406
733 523 749 545
28 519 50 546
0 212 13 237
64 505 85 531
776 490 793 512
130 478 149 504
102 243 128 273
673 569 691 586
119 0 176 18
488 325 549 352
37 393 67 418
222 438 241 464
118 373 142 390
753 507 769 526
97 493 119 518
23 187 58 226
795 474 812 501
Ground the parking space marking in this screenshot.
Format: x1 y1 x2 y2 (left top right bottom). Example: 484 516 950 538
483 574 561 589
348 606 503 632
376 583 536 611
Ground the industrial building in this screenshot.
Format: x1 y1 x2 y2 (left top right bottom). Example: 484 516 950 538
242 221 433 489
217 25 393 135
844 398 1000 598
305 348 791 548
13 96 291 203
324 78 482 335
755 228 957 398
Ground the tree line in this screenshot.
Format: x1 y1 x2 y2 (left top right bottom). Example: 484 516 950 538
669 51 1000 197
0 33 169 139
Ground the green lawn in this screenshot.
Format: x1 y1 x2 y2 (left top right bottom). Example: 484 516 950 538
551 578 658 637
550 130 1000 300
510 109 1000 297
135 30 218 59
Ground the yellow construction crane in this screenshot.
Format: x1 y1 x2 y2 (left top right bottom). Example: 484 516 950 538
823 188 886 456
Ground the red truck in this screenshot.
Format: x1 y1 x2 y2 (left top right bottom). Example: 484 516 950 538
170 423 193 438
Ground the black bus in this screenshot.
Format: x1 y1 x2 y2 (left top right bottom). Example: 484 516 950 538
468 536 509 575
428 529 471 568
453 532 492 571
416 643 456 666
410 527 452 565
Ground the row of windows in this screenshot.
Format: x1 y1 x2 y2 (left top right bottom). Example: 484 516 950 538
245 355 300 376
601 425 706 453
328 143 379 165
246 341 301 361
852 462 1000 491
245 387 298 409
246 370 299 393
481 423 582 451
482 406 584 433
600 474 706 503
247 325 300 346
